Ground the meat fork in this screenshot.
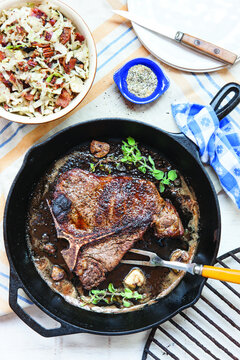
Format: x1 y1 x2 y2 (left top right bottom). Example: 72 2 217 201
121 249 240 284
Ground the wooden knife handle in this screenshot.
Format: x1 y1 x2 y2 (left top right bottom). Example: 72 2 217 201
180 33 237 65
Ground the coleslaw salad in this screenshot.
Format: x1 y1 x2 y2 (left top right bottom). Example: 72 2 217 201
0 1 89 117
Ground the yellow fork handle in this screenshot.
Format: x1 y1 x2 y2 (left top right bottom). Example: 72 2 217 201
201 266 240 284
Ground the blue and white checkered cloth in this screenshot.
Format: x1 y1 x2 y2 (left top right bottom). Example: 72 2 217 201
172 103 240 209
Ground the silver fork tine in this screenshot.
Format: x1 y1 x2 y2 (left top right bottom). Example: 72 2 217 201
121 260 155 267
129 248 156 258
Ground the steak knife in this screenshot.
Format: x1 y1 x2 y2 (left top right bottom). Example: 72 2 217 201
113 10 238 65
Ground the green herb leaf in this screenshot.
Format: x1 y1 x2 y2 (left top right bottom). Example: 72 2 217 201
161 177 170 185
108 283 115 293
27 2 35 7
123 288 133 299
135 149 142 159
91 298 99 304
6 44 22 50
148 155 155 166
127 137 135 146
122 299 131 307
90 289 106 296
90 163 95 172
86 283 143 307
152 169 164 180
133 292 143 300
168 170 178 181
46 72 63 83
138 165 147 174
120 137 177 192
159 182 165 193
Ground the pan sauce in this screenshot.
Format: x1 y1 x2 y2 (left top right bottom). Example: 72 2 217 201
27 140 200 313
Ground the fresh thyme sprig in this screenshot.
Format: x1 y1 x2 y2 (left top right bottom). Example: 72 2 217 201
87 283 143 307
121 137 178 192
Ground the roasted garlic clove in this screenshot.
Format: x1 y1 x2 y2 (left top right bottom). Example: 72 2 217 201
51 265 65 281
124 267 146 289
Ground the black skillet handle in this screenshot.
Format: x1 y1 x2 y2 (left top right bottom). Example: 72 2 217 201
9 269 82 337
210 82 240 120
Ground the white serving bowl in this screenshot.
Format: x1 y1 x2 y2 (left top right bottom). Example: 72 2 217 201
0 0 97 124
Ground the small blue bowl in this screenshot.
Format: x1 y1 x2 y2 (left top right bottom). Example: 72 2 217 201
113 58 170 105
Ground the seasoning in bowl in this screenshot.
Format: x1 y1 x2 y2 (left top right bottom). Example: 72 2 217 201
0 2 89 117
113 58 169 105
126 64 158 98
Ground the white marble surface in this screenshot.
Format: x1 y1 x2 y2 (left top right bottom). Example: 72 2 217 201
0 308 149 360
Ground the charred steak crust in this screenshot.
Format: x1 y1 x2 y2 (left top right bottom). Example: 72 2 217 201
49 169 184 289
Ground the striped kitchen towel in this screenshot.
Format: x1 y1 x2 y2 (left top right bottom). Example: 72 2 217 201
172 103 240 209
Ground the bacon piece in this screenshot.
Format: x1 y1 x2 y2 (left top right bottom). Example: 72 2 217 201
60 27 71 45
31 7 47 19
61 57 77 74
0 33 7 47
66 58 77 73
31 42 50 48
18 62 25 71
49 18 56 26
43 46 54 58
52 84 61 90
0 73 12 90
9 73 17 85
50 76 57 85
75 33 85 42
27 59 38 67
16 25 26 36
32 50 40 58
0 51 6 61
56 89 72 108
23 92 34 101
18 62 29 72
69 58 77 70
45 31 52 41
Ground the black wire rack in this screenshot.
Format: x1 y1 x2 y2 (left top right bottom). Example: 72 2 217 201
142 247 240 360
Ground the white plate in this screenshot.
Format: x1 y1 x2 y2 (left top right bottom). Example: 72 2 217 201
127 0 240 73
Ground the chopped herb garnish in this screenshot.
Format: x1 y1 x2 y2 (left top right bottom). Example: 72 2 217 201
26 2 35 7
86 283 143 307
46 73 63 83
6 44 23 50
121 137 178 192
90 163 95 172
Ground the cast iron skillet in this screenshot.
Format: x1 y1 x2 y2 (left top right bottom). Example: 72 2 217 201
3 83 240 337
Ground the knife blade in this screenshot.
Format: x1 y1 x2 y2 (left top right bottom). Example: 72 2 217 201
113 10 238 65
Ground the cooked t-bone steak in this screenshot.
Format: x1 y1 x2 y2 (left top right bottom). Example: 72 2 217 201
49 169 183 289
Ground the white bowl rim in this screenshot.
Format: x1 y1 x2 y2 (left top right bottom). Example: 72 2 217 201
0 0 97 124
